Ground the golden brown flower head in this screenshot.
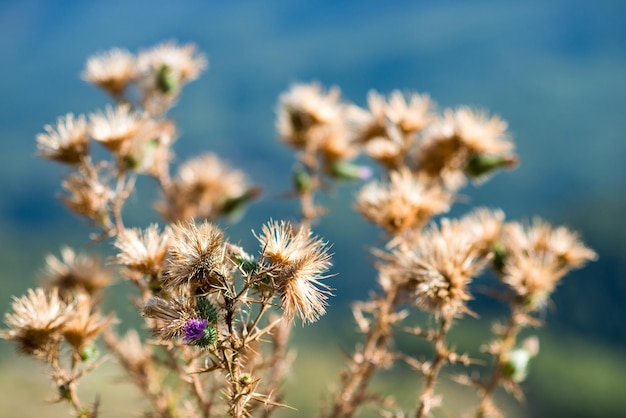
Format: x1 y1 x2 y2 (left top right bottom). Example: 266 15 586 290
318 124 360 165
276 82 359 164
440 107 512 155
115 224 171 277
457 207 506 257
277 82 343 147
137 41 207 95
157 153 251 222
60 166 112 222
256 220 332 323
61 294 114 353
347 92 388 144
1 288 74 356
89 104 144 152
40 247 112 300
417 107 515 189
379 216 494 319
499 218 597 309
163 220 227 293
355 168 452 235
82 47 137 95
349 90 434 169
36 113 89 164
385 90 434 134
362 127 404 169
360 90 434 139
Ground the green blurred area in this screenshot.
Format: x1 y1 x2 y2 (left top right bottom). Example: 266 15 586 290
2 320 625 417
1 1 625 417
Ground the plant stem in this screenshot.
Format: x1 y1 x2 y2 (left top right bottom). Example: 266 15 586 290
324 289 399 418
415 315 452 418
475 302 525 418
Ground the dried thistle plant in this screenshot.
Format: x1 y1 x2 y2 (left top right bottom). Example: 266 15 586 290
1 41 596 418
275 82 592 418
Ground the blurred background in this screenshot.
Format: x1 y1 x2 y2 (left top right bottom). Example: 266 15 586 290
0 1 625 417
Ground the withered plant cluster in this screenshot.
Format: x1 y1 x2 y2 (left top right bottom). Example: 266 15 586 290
1 42 596 418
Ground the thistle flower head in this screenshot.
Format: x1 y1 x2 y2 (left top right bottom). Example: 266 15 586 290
183 318 209 343
41 247 112 300
386 90 434 134
457 207 506 257
157 153 251 222
36 113 89 164
277 82 349 151
440 107 512 155
355 168 452 235
499 219 597 309
363 90 434 137
61 294 114 353
348 91 389 144
362 129 404 169
379 216 493 319
60 166 112 222
142 296 195 341
278 83 342 137
1 288 74 356
351 90 433 169
82 47 137 95
115 224 171 276
163 220 227 293
256 220 333 323
88 104 144 152
417 107 515 189
318 124 360 164
137 41 207 93
142 295 217 347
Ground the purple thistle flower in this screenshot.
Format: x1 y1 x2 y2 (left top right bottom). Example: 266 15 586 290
183 318 208 343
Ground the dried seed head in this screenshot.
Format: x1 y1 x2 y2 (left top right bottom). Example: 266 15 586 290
363 132 404 169
61 294 114 353
318 123 360 164
385 90 435 134
457 207 506 257
256 220 333 323
89 104 144 152
41 247 112 300
499 219 597 309
356 90 434 144
36 113 89 164
380 216 494 319
276 82 359 165
355 168 452 235
115 224 171 276
277 82 344 148
82 47 137 95
1 288 74 356
60 166 112 222
441 107 512 155
137 41 207 89
157 153 251 222
164 220 227 293
416 107 515 190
